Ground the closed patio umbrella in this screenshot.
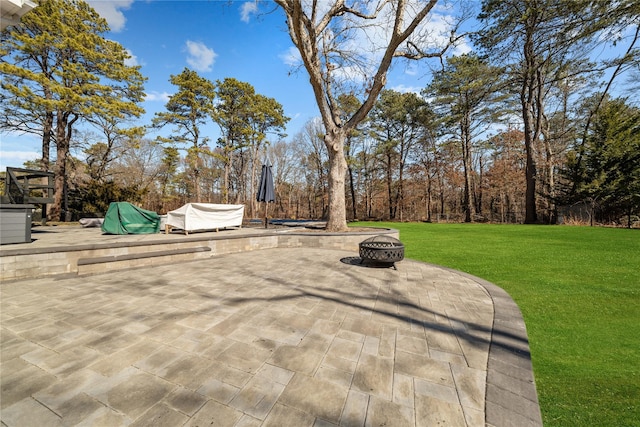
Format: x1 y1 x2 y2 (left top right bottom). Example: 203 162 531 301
257 163 275 228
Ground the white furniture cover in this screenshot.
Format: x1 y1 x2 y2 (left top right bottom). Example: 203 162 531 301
166 203 244 232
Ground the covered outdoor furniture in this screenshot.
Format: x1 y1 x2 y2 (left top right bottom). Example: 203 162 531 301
79 218 104 228
165 203 244 234
101 202 160 235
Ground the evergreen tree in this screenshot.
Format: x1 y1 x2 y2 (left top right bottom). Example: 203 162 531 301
568 98 640 226
1 0 146 220
426 54 508 222
369 90 432 220
152 68 215 201
213 78 287 205
476 0 638 223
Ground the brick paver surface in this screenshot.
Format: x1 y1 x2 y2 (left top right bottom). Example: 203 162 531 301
1 247 534 426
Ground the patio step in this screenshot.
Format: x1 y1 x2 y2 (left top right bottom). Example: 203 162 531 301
1 227 400 281
77 246 212 275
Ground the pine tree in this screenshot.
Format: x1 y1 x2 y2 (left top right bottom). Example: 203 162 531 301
1 0 146 220
427 54 508 222
571 98 640 226
152 68 215 202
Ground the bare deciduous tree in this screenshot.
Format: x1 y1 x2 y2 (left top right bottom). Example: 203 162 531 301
274 0 463 230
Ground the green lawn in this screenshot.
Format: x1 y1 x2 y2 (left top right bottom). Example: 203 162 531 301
353 222 639 426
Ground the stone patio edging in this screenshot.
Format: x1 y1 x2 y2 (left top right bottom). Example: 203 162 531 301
429 264 543 426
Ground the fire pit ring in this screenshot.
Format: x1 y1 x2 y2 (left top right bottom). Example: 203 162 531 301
359 235 404 269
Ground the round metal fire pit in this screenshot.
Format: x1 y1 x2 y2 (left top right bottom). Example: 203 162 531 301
359 235 404 269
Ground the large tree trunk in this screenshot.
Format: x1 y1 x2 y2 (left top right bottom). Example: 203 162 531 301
348 164 357 220
397 160 404 222
193 154 201 202
41 110 53 171
386 152 394 220
324 129 348 231
50 113 75 222
40 110 54 223
223 149 231 204
461 123 474 223
345 135 358 221
275 0 444 231
523 105 538 224
542 133 555 223
522 27 539 224
51 156 66 222
426 181 432 222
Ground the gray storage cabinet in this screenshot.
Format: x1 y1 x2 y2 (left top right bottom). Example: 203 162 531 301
0 204 35 244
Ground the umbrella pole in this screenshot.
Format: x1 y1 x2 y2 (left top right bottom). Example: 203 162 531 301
264 202 268 229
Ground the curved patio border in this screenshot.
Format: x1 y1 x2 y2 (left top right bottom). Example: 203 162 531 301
431 264 543 426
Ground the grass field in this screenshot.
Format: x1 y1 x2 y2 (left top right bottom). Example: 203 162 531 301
353 222 639 426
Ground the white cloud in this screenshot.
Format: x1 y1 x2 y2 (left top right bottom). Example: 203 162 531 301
87 0 134 32
145 91 172 102
390 84 423 94
279 46 302 67
0 151 40 169
124 49 140 67
185 40 217 72
452 39 473 56
240 1 258 23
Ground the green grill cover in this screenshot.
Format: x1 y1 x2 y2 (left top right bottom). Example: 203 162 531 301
101 202 160 235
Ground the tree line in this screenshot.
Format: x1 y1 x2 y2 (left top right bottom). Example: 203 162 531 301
1 0 638 227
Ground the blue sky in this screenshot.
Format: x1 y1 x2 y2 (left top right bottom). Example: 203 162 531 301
1 0 473 170
1 1 634 171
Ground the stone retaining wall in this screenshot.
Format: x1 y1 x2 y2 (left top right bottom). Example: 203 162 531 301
1 228 399 281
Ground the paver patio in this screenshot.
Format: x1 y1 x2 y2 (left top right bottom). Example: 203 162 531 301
1 234 541 426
